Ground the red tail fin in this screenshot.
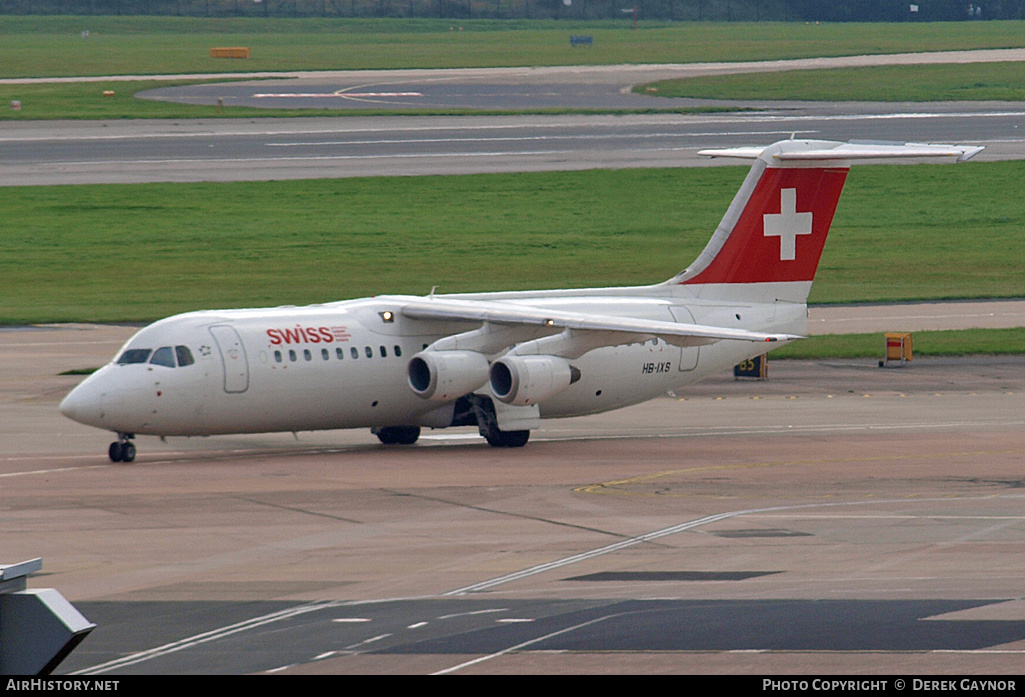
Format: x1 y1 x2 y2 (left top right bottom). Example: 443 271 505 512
670 139 982 299
680 164 848 285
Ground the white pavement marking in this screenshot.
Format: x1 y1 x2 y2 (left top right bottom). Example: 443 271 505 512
253 92 423 98
74 600 346 675
442 510 748 595
430 613 623 676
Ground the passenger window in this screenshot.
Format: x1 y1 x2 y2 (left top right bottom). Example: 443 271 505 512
394 345 402 357
274 350 283 364
336 348 344 360
351 347 358 359
321 348 329 360
150 347 176 367
175 345 195 367
380 346 387 358
365 346 373 358
304 349 312 361
289 349 297 362
117 348 152 365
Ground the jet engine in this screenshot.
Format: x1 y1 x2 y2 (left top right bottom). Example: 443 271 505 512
489 355 580 406
408 350 490 401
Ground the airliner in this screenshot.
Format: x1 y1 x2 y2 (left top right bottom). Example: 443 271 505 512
59 138 982 462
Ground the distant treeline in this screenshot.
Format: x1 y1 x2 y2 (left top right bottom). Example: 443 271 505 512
2 0 1023 21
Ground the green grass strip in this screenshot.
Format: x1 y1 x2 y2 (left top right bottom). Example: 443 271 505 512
772 327 1025 360
639 61 1025 102
2 163 1022 325
3 18 1025 78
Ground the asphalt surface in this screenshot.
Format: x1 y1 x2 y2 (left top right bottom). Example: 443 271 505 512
129 48 1025 111
4 319 1025 675
3 109 1024 186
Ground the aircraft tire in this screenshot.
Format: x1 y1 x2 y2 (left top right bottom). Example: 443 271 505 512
374 425 421 445
109 441 137 462
483 427 530 448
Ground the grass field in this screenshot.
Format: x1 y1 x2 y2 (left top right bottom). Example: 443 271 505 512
640 61 1025 102
2 162 1021 325
772 327 1025 360
4 17 1025 78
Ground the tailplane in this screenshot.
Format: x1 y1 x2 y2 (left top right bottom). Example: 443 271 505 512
669 139 982 302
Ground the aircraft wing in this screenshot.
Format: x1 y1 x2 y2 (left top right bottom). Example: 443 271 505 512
399 297 798 348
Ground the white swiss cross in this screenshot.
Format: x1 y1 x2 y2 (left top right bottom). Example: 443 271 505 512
763 188 813 261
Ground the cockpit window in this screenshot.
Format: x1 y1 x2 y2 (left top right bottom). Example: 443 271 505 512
117 348 152 365
150 346 176 367
117 346 195 368
175 345 195 367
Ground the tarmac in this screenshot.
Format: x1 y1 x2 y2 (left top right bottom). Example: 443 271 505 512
3 304 1025 674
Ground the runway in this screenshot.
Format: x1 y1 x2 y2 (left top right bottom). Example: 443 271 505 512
3 110 1024 187
4 52 1025 185
4 52 1025 675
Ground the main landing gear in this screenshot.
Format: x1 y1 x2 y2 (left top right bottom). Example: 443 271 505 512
481 421 530 448
108 433 136 463
373 425 422 445
472 397 530 448
372 394 532 448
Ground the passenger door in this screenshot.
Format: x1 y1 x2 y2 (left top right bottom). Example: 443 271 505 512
209 325 249 393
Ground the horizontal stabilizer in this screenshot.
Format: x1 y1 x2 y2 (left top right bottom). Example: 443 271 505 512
699 140 984 163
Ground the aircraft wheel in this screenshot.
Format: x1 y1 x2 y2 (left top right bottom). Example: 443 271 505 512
108 440 137 463
483 426 530 448
374 426 421 445
121 442 137 462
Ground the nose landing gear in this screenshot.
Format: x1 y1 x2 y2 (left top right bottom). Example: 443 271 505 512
108 433 136 463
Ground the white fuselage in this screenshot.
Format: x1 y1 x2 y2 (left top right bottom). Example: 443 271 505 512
60 286 805 438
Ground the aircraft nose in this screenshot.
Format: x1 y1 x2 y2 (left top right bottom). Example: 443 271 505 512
59 376 107 427
59 384 89 422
